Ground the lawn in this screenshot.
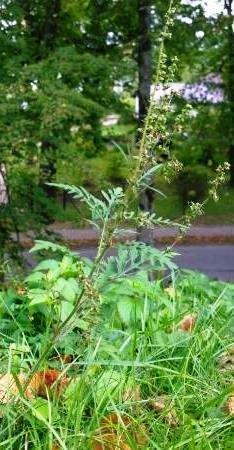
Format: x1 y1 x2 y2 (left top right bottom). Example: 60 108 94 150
155 184 234 225
54 151 234 227
0 242 233 449
51 185 234 228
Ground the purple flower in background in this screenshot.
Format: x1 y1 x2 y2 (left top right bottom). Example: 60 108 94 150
181 76 224 104
149 74 224 107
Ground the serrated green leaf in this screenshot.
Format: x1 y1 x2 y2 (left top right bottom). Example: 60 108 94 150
28 289 49 306
53 277 79 302
61 301 74 321
30 240 71 255
60 255 74 273
34 259 60 272
117 299 133 325
25 271 45 286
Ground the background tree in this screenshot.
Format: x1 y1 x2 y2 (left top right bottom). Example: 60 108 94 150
0 1 119 213
0 0 233 235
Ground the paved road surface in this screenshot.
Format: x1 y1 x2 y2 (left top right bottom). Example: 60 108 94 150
174 245 234 282
24 244 234 282
47 225 234 245
76 244 234 282
19 225 234 282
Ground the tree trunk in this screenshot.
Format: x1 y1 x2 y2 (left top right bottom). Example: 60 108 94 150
20 0 61 57
42 0 61 51
224 1 234 185
0 164 20 283
39 140 57 200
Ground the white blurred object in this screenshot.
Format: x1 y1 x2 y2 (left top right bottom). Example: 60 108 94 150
101 114 120 126
0 164 8 205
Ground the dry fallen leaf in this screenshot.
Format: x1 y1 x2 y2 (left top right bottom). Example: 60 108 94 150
178 313 197 332
29 369 70 398
226 395 234 416
218 347 234 373
92 413 132 450
92 413 147 450
52 442 61 450
0 373 34 404
0 369 70 405
16 286 27 296
123 385 141 403
149 395 179 427
57 355 73 364
93 441 130 450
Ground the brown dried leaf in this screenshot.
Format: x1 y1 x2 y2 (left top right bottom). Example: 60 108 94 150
52 443 61 450
57 355 73 364
92 413 147 450
92 413 131 450
218 347 234 373
149 395 179 427
93 435 131 450
29 369 70 398
0 369 70 406
0 373 34 404
150 395 167 412
226 396 234 416
123 385 141 403
16 286 27 296
178 313 197 332
133 423 148 446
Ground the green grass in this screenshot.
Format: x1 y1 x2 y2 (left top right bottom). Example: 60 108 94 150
155 184 234 224
51 186 234 227
51 162 234 226
0 269 233 449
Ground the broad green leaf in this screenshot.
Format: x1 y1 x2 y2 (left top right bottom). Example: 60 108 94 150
28 289 49 306
25 272 45 286
60 301 74 321
46 268 61 282
117 299 133 326
94 370 123 404
60 255 74 273
34 259 60 272
53 277 80 302
93 370 137 406
30 240 71 255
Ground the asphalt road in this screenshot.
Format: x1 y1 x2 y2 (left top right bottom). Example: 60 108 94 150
173 245 234 282
76 245 234 282
24 244 234 282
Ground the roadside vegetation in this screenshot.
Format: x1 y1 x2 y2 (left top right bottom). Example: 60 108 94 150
0 2 233 449
0 265 233 449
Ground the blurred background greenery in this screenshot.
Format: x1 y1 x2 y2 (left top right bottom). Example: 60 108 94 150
0 0 234 236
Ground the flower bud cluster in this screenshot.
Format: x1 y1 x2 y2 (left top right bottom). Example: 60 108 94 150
164 158 183 183
209 162 230 202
